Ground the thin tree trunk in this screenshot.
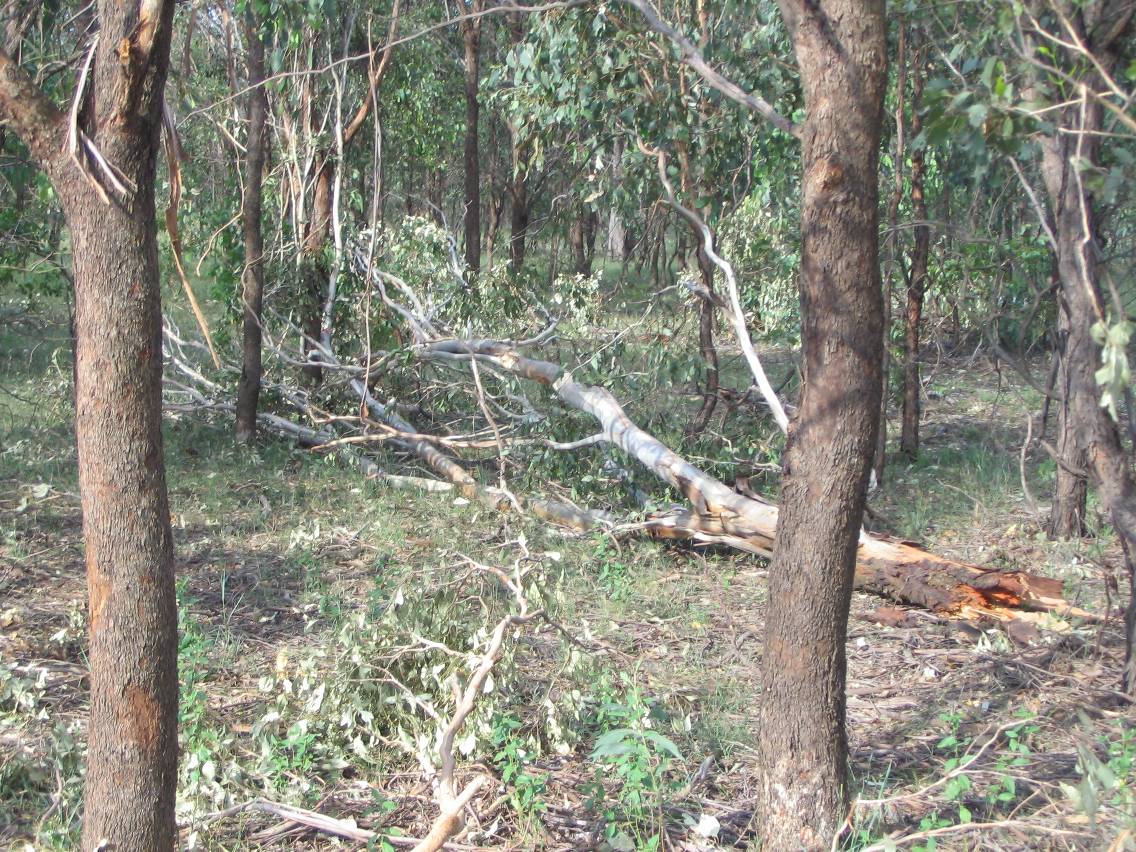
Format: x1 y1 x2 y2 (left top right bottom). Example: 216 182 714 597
484 118 504 269
569 207 588 274
608 137 626 261
757 0 887 844
1048 306 1088 537
874 20 905 485
688 241 719 434
900 41 928 459
583 206 598 271
294 5 400 383
461 6 483 276
429 168 444 224
0 0 181 842
301 160 332 385
509 167 530 274
236 12 269 444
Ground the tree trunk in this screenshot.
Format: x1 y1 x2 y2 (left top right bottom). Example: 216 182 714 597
583 206 598 271
428 168 445 225
0 0 180 843
874 20 906 485
69 157 180 852
483 118 505 269
900 45 928 459
1036 8 1136 690
757 0 887 844
608 138 627 261
301 159 333 385
236 13 269 445
415 338 1088 624
569 208 588 275
688 241 720 434
509 168 530 275
461 8 482 276
1048 309 1088 538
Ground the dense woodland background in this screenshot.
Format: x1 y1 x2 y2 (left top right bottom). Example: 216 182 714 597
1 0 1136 848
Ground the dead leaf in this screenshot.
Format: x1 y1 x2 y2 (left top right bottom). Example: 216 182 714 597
1006 620 1042 646
868 607 914 628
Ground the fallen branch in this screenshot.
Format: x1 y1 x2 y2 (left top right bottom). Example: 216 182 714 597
416 338 1096 624
182 798 477 849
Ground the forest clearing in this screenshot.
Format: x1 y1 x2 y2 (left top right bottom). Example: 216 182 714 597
2 0 1135 848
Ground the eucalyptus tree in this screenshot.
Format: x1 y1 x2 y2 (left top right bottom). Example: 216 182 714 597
754 0 887 843
235 6 271 444
498 1 788 429
268 0 399 384
925 0 1136 689
1024 0 1136 689
1 0 180 845
381 28 463 221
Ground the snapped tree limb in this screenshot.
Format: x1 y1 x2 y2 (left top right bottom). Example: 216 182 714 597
417 338 1095 624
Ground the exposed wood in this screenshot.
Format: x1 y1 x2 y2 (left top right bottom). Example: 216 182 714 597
417 339 1090 624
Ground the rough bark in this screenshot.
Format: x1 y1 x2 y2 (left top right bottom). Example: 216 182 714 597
236 12 269 444
1048 309 1088 538
461 3 483 276
70 155 180 852
900 39 928 459
1035 0 1136 691
1 0 181 845
758 0 887 844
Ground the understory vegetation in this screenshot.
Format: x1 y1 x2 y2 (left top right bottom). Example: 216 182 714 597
2 299 1133 849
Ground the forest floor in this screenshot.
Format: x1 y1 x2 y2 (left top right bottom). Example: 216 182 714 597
1 298 1134 851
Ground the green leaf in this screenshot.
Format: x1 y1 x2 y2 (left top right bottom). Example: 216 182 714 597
590 728 637 758
642 729 683 759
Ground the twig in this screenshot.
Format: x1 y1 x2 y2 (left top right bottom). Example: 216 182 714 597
637 138 791 434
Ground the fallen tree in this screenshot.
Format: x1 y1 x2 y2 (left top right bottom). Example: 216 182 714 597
163 308 1092 626
415 338 1091 625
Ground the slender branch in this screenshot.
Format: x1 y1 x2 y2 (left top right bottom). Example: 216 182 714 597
617 0 799 137
341 0 402 147
639 139 791 433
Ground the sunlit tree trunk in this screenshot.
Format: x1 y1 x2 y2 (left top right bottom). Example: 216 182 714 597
1 0 180 843
757 0 887 844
